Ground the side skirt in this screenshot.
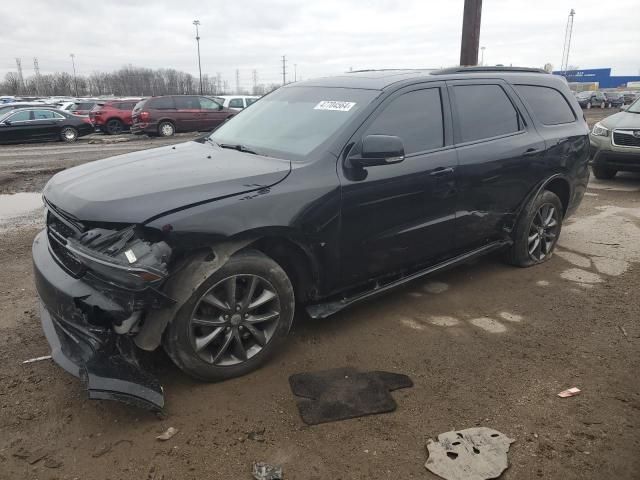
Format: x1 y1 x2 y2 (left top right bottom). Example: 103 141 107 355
305 240 512 319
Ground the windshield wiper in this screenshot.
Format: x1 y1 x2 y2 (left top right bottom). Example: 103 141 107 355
217 143 259 155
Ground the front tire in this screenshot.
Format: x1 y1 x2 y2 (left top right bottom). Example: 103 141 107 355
505 190 563 267
60 126 78 142
592 165 617 180
163 250 295 382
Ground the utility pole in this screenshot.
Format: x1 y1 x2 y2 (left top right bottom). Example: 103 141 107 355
15 58 24 95
560 9 576 74
459 0 482 66
70 54 78 96
193 20 203 95
480 46 486 66
216 72 222 94
235 69 240 94
33 57 41 95
252 69 258 89
281 55 287 85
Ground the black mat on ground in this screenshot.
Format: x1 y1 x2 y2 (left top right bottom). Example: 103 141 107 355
289 367 413 425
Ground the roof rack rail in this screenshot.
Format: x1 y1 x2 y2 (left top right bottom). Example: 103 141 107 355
431 66 549 75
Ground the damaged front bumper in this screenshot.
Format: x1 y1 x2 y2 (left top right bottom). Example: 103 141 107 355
33 230 169 411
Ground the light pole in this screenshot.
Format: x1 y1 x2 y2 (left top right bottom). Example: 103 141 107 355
193 20 203 95
480 46 486 66
70 53 78 96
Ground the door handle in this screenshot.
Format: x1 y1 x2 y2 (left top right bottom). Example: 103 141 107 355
429 167 454 176
523 148 542 156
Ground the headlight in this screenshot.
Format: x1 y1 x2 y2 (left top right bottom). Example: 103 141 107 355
65 227 171 290
591 122 609 137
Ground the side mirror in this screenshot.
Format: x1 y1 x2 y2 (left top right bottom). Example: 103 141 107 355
351 135 405 167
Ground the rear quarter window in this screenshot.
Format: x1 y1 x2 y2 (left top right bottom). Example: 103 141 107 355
514 85 576 125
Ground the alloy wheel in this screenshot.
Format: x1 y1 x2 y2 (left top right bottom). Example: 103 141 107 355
527 203 560 262
107 119 123 135
62 128 77 141
160 123 174 136
188 274 281 366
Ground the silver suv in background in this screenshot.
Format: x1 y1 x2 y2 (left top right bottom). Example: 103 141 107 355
589 98 640 178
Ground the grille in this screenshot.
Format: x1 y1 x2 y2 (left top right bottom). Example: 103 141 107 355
46 208 86 277
612 131 640 148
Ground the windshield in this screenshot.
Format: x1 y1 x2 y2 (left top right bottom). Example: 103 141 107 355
627 97 640 113
0 106 15 116
209 86 379 161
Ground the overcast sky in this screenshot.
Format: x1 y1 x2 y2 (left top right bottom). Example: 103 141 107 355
2 0 639 89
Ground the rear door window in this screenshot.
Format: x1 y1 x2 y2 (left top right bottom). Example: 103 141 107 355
451 84 521 143
149 97 175 110
365 88 444 155
174 96 200 109
514 85 576 125
229 98 244 108
33 110 59 119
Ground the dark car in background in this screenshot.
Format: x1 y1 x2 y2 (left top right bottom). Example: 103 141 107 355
90 99 141 135
33 67 589 409
131 95 235 137
576 91 607 109
0 107 93 144
0 102 54 117
603 92 625 108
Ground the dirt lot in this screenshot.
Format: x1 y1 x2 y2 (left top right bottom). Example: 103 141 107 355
1 110 639 480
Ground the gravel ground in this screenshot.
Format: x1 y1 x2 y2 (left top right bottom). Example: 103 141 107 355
0 111 638 480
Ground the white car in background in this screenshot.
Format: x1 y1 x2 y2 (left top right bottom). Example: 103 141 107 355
213 95 260 110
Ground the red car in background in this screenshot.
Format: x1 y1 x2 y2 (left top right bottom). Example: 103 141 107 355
89 99 142 135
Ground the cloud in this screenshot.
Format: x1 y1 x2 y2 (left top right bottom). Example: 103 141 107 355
1 0 638 90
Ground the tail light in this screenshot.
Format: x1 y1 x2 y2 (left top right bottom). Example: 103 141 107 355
139 111 150 122
82 116 93 124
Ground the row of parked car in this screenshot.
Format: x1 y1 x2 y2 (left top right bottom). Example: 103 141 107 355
574 90 639 109
0 94 261 144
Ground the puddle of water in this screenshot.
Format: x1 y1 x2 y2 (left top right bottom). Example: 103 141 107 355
559 205 640 277
560 268 603 284
429 316 460 327
400 317 425 331
0 192 43 220
469 317 507 333
422 281 449 294
499 312 523 323
536 280 550 287
555 250 592 269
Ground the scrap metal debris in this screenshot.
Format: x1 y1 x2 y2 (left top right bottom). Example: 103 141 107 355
252 462 283 480
425 427 515 480
156 427 178 441
557 387 581 398
22 355 52 364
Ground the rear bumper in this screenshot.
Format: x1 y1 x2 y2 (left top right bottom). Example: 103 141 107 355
32 230 165 410
130 122 156 135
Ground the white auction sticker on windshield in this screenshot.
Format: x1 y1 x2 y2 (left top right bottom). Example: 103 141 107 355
314 101 356 112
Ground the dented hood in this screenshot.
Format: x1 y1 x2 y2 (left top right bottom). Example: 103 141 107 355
43 141 291 223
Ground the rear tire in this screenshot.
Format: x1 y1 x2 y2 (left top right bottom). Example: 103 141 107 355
105 118 124 135
505 190 563 267
158 121 175 137
60 127 78 143
163 250 295 382
592 165 617 180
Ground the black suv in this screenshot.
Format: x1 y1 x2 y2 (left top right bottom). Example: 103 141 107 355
33 67 590 410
